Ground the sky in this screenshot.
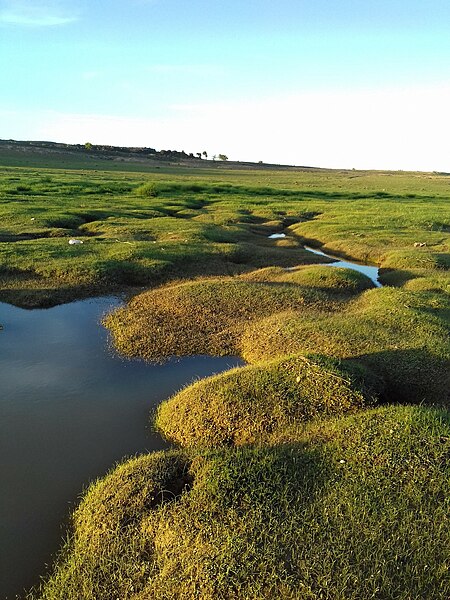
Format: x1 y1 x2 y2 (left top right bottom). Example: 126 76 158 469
1 0 449 171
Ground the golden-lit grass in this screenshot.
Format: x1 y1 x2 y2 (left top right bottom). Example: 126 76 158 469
156 354 380 448
241 287 450 406
5 160 448 599
35 406 450 600
105 277 336 360
106 277 449 407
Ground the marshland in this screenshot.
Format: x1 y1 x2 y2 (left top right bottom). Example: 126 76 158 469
0 145 449 599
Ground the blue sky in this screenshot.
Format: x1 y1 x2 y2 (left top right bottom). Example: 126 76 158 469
1 0 449 170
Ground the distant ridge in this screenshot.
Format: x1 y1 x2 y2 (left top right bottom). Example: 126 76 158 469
0 138 318 171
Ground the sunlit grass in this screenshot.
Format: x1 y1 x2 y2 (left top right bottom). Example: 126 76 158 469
34 406 450 600
2 159 448 599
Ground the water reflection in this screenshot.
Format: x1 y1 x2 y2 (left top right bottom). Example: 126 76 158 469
0 297 243 598
303 245 381 287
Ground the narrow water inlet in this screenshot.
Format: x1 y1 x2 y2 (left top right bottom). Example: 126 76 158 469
0 297 244 599
303 245 382 287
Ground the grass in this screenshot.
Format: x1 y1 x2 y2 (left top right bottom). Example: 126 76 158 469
104 277 337 360
106 276 449 407
155 354 381 448
240 286 450 407
1 151 448 598
0 165 448 306
34 406 450 600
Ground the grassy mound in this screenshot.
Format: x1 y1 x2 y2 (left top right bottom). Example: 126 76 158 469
241 287 450 406
156 354 380 447
35 406 450 600
404 273 450 294
278 265 374 292
106 277 449 407
239 264 374 293
105 278 334 360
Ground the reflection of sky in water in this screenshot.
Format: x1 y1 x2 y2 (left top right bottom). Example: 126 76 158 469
304 246 381 287
0 297 243 598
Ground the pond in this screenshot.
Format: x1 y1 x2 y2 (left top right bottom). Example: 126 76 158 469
0 297 243 599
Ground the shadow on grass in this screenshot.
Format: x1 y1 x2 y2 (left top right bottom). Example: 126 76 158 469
354 348 450 409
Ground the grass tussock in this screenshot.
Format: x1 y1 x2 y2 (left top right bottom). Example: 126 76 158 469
241 287 450 406
105 278 334 360
34 406 450 600
156 354 381 447
240 264 374 293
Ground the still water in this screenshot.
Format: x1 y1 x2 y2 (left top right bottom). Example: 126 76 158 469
303 245 382 287
0 297 243 598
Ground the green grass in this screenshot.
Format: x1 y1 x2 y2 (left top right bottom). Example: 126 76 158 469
241 287 450 407
2 153 449 599
34 406 450 600
0 165 449 306
156 354 381 448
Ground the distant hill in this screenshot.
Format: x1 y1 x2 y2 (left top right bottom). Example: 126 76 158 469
0 138 317 172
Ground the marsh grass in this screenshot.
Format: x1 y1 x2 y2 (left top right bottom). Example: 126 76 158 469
2 158 449 599
106 276 449 407
156 354 381 447
1 165 448 306
34 406 450 600
241 287 450 406
104 277 336 360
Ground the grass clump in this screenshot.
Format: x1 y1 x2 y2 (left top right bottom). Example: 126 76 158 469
135 182 159 197
156 354 381 447
105 278 333 360
287 265 373 291
34 406 450 600
241 265 374 294
241 287 450 407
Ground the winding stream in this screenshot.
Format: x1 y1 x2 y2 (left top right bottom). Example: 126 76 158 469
0 298 243 598
303 245 382 287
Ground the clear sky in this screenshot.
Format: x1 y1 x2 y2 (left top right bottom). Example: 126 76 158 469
1 0 449 170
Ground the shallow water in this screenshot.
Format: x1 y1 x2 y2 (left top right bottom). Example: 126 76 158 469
303 245 382 287
0 297 243 598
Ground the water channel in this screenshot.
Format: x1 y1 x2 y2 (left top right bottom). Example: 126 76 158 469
303 245 381 287
0 297 243 598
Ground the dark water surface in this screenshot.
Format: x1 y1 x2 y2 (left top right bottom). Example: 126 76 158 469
303 245 382 287
0 297 243 598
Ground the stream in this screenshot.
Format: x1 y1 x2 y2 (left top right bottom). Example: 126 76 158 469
0 297 243 598
303 245 382 287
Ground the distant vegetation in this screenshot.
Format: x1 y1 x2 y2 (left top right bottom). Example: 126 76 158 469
1 144 448 599
1 138 207 162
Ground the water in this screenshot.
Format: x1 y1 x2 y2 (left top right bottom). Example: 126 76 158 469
303 245 382 287
0 297 243 598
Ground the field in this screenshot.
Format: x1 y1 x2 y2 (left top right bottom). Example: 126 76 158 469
1 145 449 599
